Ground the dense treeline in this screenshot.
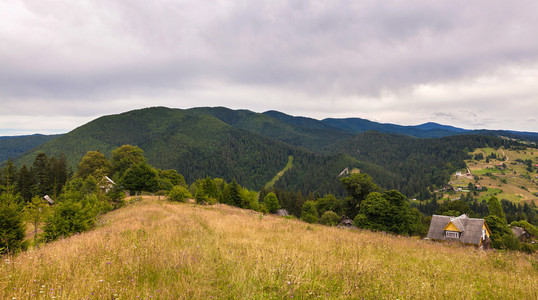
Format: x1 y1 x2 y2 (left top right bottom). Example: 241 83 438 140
411 192 538 227
0 154 70 203
332 132 516 198
0 145 186 254
411 191 538 251
2 145 536 256
8 107 526 201
272 152 359 196
0 134 59 163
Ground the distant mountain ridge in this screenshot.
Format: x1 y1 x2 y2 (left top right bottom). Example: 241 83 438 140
2 108 536 165
413 122 467 132
0 134 61 163
2 106 532 198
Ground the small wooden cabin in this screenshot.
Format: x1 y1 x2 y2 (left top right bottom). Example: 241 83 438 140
43 195 54 205
99 176 116 193
511 226 534 242
426 214 491 249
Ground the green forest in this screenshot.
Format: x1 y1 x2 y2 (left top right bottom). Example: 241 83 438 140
1 145 537 256
3 107 525 201
1 107 537 255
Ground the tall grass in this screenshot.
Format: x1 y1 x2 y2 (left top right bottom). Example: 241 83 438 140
1 197 537 299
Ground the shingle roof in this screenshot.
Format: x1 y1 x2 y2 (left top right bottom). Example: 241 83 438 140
427 214 486 245
511 227 526 238
449 214 467 231
43 195 54 205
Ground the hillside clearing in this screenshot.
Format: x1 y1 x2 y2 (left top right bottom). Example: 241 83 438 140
1 197 537 299
462 147 538 204
264 155 294 189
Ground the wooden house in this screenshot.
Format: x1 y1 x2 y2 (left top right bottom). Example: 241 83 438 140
99 176 116 193
426 214 491 249
43 195 54 205
338 216 355 228
511 226 534 242
275 209 289 217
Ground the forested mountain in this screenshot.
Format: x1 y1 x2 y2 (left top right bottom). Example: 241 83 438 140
7 106 530 197
0 134 60 163
321 118 460 138
12 107 359 193
191 107 353 152
329 132 514 197
322 117 538 142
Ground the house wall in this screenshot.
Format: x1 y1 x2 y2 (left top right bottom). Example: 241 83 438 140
444 222 460 232
483 223 491 237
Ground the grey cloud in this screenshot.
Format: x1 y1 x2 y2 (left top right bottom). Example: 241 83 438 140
0 0 537 133
2 0 538 99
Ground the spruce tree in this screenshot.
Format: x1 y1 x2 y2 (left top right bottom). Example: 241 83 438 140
488 196 506 222
0 192 25 254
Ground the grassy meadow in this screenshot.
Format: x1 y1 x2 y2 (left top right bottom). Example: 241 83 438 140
2 197 538 299
462 147 538 204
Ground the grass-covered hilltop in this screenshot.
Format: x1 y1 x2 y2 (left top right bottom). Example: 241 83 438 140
1 106 538 298
1 196 537 299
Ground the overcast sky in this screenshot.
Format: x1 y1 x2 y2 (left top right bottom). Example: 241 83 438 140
1 0 537 135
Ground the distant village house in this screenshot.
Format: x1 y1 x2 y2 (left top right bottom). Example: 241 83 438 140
99 176 116 193
43 195 54 205
511 227 534 243
426 214 491 249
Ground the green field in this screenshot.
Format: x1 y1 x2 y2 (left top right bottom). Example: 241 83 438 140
466 147 538 204
472 168 505 176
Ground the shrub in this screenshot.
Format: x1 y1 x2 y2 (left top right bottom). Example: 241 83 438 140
264 192 280 214
301 201 319 223
259 204 269 214
319 211 340 226
195 189 208 205
43 194 108 242
106 185 126 208
502 234 521 251
168 185 191 202
520 243 536 254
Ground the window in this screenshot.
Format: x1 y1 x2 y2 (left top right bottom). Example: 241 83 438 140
445 231 460 238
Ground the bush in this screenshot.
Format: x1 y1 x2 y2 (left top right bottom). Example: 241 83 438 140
168 185 191 202
520 243 536 254
319 211 340 226
106 185 126 208
502 234 521 250
264 192 280 214
301 201 319 224
43 194 110 242
195 189 208 205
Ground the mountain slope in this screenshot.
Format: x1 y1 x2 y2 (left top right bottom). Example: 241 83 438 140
190 107 353 152
321 117 460 138
2 197 536 299
328 131 513 196
414 122 467 132
14 107 358 192
0 134 60 163
10 106 529 197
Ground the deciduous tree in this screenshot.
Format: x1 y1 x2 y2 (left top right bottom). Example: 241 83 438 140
340 173 380 219
111 145 146 179
76 151 111 180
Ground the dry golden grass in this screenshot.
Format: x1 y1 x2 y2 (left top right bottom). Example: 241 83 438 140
2 198 538 299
